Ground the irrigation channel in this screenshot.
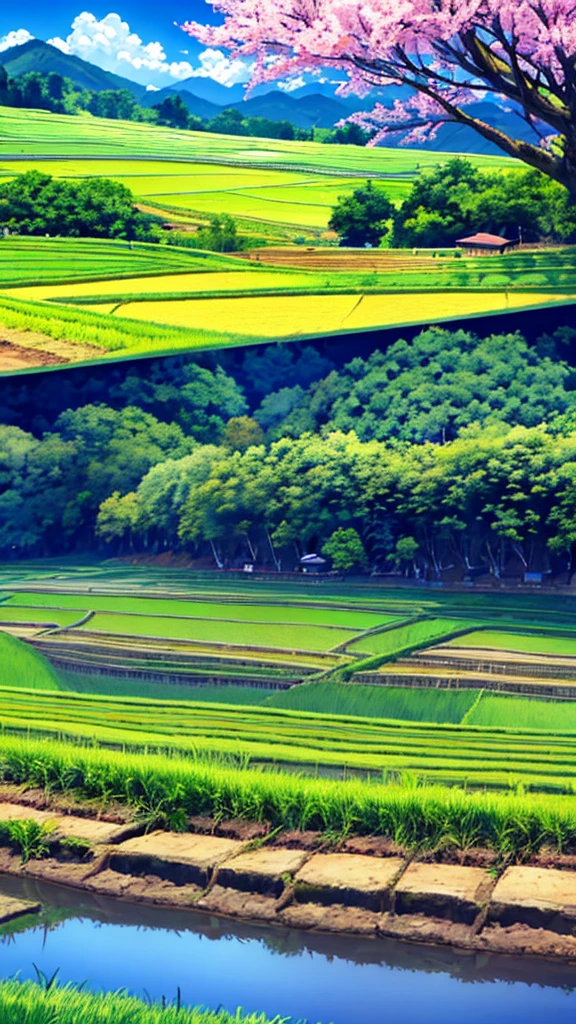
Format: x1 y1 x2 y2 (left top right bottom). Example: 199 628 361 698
1 875 575 1024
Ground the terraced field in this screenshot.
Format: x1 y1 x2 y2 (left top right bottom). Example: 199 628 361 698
3 684 576 791
0 107 512 174
1 237 574 369
0 237 241 288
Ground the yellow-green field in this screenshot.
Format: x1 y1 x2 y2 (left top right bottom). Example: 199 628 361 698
0 106 514 236
0 107 513 174
76 289 576 338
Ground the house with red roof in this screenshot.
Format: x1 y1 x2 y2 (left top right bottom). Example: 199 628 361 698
456 232 519 255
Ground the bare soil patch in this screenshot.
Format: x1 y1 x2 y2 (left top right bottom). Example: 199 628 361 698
0 327 101 372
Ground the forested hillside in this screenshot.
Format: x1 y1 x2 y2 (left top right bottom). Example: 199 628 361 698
1 324 575 578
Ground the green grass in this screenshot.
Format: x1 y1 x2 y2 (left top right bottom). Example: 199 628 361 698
80 611 355 651
3 591 393 630
0 979 291 1024
2 733 576 855
265 681 478 723
0 633 61 690
58 669 275 705
448 630 576 656
348 618 473 656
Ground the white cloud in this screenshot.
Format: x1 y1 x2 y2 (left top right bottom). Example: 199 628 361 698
145 83 159 92
48 37 71 54
45 12 195 86
186 47 254 87
278 76 307 93
0 14 254 91
0 28 33 52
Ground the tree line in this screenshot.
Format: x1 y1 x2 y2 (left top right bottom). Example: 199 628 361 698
0 67 368 147
330 159 576 247
2 326 576 578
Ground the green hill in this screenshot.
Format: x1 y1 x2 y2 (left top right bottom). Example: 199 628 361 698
0 39 144 96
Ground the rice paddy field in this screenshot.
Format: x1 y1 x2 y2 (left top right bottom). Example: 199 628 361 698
1 107 574 369
3 561 576 859
1 239 574 368
2 563 576 791
0 106 511 174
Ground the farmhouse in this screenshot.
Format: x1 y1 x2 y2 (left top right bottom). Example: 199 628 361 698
456 232 519 255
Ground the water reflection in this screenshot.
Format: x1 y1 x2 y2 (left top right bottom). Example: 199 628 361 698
1 873 575 1024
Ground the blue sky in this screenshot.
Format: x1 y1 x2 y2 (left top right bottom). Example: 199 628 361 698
0 2 248 90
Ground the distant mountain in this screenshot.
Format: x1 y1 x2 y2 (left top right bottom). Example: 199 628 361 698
142 85 349 128
0 39 145 97
396 102 541 156
234 91 349 128
159 76 247 107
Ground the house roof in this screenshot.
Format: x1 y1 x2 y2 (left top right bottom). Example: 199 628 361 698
300 554 326 565
456 232 513 247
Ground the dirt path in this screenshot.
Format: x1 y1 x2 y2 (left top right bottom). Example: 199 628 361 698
0 329 102 373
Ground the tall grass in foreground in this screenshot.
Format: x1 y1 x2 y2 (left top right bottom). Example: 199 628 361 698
0 980 295 1024
265 683 477 723
1 735 576 856
0 633 61 691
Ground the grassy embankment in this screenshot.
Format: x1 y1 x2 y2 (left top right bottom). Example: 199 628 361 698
0 633 61 691
1 733 576 855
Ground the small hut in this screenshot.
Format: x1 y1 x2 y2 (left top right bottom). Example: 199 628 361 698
456 232 518 255
300 553 327 574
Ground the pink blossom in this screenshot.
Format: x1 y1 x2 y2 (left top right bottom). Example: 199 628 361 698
182 1 576 193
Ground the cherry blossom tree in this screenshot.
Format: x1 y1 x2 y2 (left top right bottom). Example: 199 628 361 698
182 1 576 197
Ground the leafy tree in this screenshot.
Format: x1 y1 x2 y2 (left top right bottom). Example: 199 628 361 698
222 416 265 452
393 159 576 248
269 327 575 444
96 491 141 549
0 172 156 240
327 123 372 146
329 181 394 247
206 107 247 136
153 95 192 129
322 528 368 572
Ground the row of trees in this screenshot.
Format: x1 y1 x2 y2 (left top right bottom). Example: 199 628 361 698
4 412 576 578
0 67 156 122
329 160 576 247
1 327 575 576
0 172 157 240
